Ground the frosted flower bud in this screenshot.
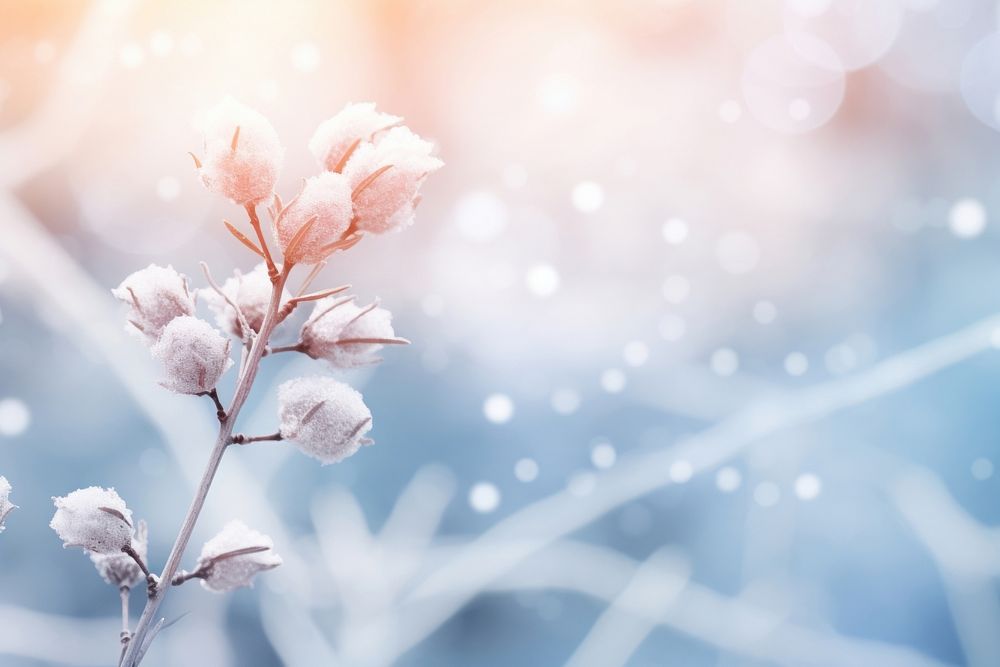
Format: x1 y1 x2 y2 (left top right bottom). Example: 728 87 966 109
50 487 134 555
195 520 282 593
278 376 373 465
197 97 283 205
200 263 289 337
90 520 148 589
151 316 233 395
344 126 443 234
0 477 15 532
301 298 401 368
308 102 401 172
112 264 196 342
273 172 353 265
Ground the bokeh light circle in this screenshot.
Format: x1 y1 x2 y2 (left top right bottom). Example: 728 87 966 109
741 33 845 133
784 0 905 71
960 32 1000 131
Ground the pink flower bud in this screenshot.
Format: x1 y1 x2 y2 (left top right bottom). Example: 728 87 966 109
278 376 373 465
50 487 134 555
301 298 402 368
112 264 196 342
0 477 14 533
196 98 283 205
151 316 233 395
344 126 443 234
273 172 353 265
90 520 148 588
195 520 282 593
201 263 289 337
308 102 401 172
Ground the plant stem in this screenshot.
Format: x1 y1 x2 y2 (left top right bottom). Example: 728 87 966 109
120 266 291 667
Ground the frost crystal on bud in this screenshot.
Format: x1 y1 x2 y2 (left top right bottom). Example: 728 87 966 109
278 376 373 464
201 263 288 337
0 477 15 532
273 172 353 265
344 126 443 234
90 520 148 589
195 520 282 593
151 316 233 395
50 487 134 554
308 102 401 172
301 298 400 368
197 97 284 205
112 264 196 342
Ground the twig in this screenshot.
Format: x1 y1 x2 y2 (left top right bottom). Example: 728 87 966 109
230 432 283 445
268 343 304 355
118 586 131 666
200 261 253 346
121 264 293 667
197 389 226 422
245 204 279 281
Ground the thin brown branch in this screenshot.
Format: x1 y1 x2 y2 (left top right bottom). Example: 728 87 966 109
230 432 283 445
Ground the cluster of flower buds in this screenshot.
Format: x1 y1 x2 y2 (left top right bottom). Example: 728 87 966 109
0 476 14 532
193 98 442 266
298 297 407 368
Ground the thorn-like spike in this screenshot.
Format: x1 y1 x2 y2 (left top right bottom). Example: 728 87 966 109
231 125 241 151
352 164 393 200
223 220 266 258
188 152 202 169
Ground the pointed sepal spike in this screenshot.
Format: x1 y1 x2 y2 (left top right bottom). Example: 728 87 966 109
223 221 265 258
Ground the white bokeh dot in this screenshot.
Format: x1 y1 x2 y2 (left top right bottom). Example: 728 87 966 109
149 31 174 57
591 441 617 469
662 217 689 244
716 466 743 492
662 275 691 304
454 190 508 242
515 458 539 482
623 341 649 367
669 460 693 483
784 352 809 376
0 399 30 437
711 348 739 376
483 394 514 424
716 232 760 274
972 458 994 481
550 388 581 415
948 198 987 238
571 181 604 213
525 264 560 297
469 482 501 513
119 43 144 69
794 473 822 500
600 369 627 393
753 300 777 324
719 100 742 123
291 42 320 72
156 176 181 201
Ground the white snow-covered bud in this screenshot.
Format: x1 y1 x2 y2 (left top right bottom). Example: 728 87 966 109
278 376 373 465
194 520 282 593
90 520 148 589
200 263 288 337
308 102 401 172
112 264 196 342
273 172 353 265
344 126 443 234
301 298 404 368
196 97 283 205
50 487 134 555
0 477 15 532
151 316 233 395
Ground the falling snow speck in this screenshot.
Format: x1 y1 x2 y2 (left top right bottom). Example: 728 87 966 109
784 352 809 377
525 264 560 297
948 198 987 238
662 217 689 244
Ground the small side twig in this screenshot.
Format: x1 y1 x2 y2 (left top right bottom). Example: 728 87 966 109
118 585 131 666
230 432 283 446
267 343 305 355
201 261 253 345
197 389 227 422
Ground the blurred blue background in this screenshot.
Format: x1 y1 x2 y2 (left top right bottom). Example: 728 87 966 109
1 0 999 665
